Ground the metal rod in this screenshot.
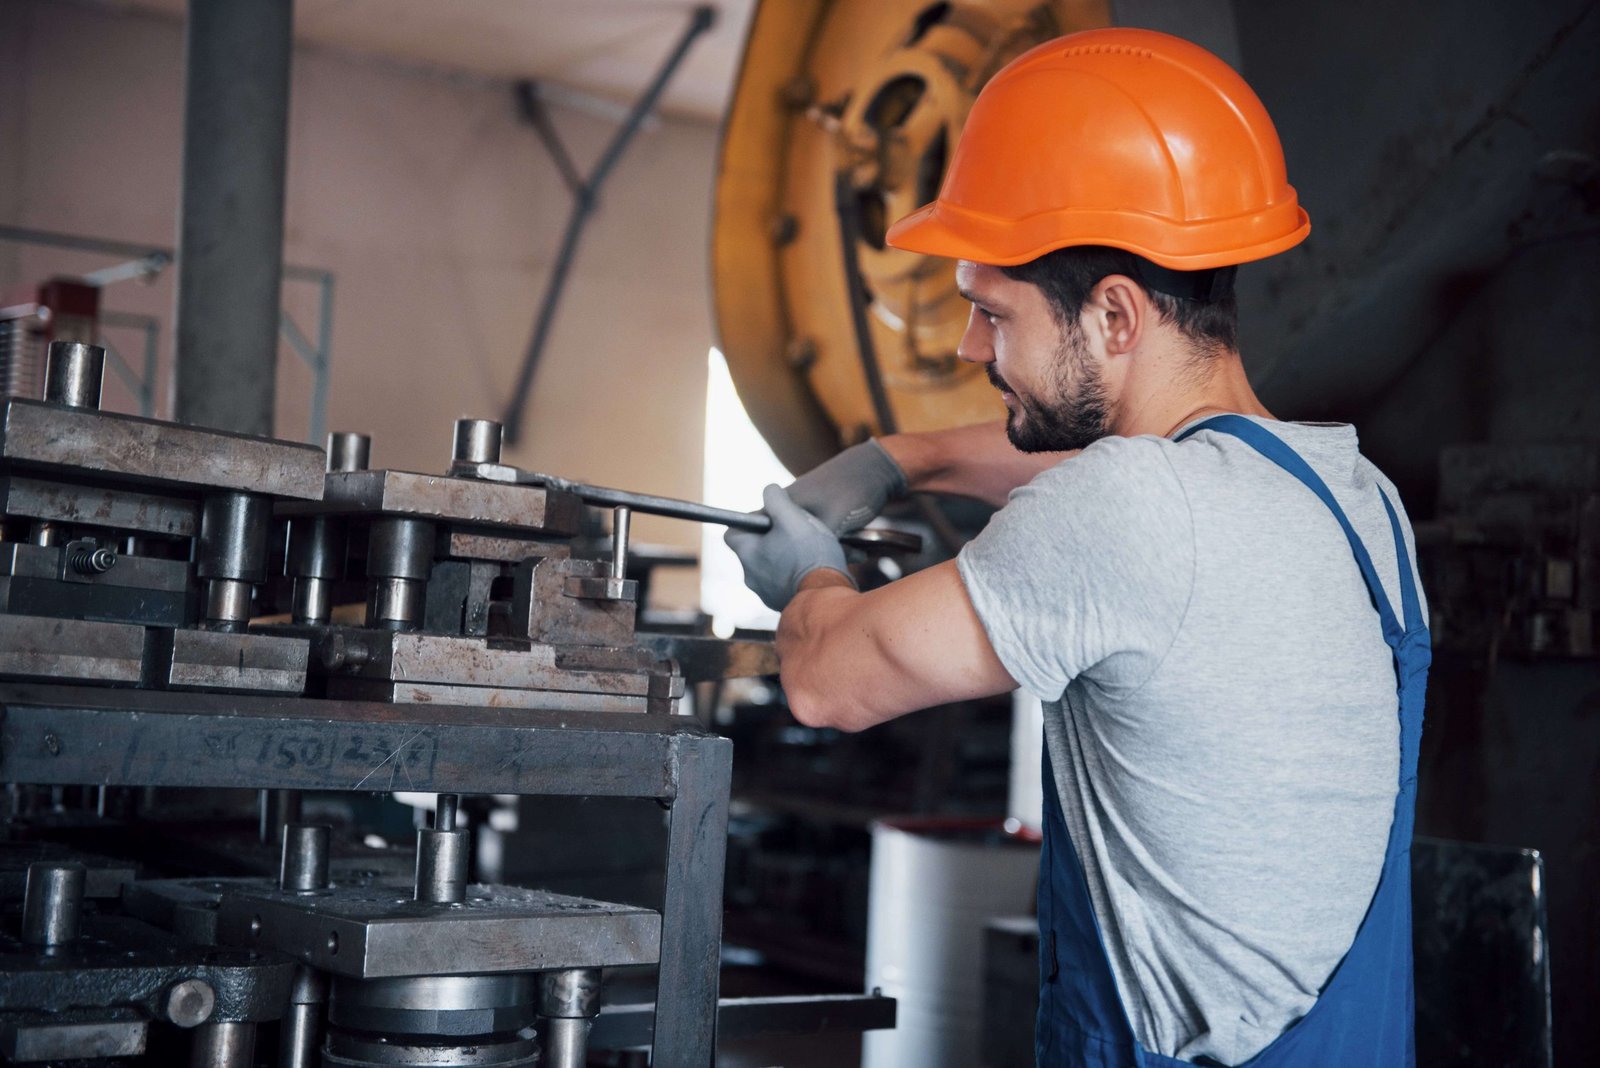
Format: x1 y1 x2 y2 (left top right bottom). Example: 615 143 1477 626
501 5 716 444
544 1016 593 1068
279 967 327 1068
189 1021 256 1068
435 793 459 832
610 506 631 581
512 473 922 553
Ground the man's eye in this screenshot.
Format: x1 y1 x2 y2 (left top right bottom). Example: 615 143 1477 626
980 308 999 324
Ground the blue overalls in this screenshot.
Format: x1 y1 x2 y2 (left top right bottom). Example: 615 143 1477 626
1036 415 1431 1067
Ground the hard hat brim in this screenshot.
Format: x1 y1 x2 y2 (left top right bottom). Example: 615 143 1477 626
885 198 1311 271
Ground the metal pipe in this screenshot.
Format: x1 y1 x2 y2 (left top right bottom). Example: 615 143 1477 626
21 862 85 947
197 492 271 628
173 0 293 437
189 1020 256 1068
43 341 105 409
280 823 330 891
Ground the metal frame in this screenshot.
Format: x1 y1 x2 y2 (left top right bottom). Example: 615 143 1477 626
500 5 716 445
0 683 733 1067
0 224 334 443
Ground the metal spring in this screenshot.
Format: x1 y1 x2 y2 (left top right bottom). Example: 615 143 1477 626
69 546 117 575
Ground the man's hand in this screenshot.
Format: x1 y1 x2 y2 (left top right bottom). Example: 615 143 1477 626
725 484 850 611
787 439 907 535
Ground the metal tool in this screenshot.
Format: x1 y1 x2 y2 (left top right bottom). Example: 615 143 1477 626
452 463 924 554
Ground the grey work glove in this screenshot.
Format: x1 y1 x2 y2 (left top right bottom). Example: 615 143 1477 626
787 439 908 535
725 484 852 612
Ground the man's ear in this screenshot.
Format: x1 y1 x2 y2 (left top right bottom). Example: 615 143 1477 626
1084 274 1146 357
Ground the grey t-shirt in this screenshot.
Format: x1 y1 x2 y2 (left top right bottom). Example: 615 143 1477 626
956 418 1423 1065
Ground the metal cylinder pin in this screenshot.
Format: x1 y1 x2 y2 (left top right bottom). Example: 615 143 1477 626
21 861 86 948
43 341 106 410
452 418 504 466
279 823 331 892
325 431 371 473
611 506 631 582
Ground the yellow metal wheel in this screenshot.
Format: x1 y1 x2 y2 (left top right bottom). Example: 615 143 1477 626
713 0 1112 473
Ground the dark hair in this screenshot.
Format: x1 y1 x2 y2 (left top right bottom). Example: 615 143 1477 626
1001 245 1239 354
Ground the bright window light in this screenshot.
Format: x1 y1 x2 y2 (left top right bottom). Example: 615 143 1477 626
701 348 793 636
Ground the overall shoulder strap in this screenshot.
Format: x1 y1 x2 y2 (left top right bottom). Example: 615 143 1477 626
1175 414 1407 646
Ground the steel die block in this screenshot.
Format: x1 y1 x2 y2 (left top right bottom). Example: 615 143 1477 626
0 399 325 500
0 615 145 683
636 633 779 682
0 476 199 537
214 881 661 979
0 1007 149 1061
0 916 295 1023
152 628 310 693
282 470 583 535
323 678 650 713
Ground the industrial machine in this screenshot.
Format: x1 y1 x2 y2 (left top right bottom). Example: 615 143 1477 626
0 341 893 1067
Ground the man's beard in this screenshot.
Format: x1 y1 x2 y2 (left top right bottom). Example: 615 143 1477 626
989 324 1111 453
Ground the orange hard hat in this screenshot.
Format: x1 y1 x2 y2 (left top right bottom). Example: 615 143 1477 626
885 28 1309 270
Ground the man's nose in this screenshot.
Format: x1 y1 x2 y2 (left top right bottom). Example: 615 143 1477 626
956 310 992 364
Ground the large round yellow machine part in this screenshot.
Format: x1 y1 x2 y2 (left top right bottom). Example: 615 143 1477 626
713 0 1112 475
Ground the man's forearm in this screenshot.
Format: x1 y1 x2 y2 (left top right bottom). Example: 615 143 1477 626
879 421 1070 507
774 563 1018 733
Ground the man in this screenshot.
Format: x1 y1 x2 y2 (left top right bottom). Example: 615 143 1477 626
725 27 1429 1068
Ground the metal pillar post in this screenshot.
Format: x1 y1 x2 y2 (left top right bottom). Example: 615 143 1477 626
173 0 294 437
650 733 733 1066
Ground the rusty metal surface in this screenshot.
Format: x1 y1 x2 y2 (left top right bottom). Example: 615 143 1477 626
0 541 192 593
0 615 145 684
284 469 584 535
159 629 310 694
0 399 325 500
139 876 664 979
636 632 779 681
324 678 650 714
0 682 706 796
0 475 199 536
442 530 570 563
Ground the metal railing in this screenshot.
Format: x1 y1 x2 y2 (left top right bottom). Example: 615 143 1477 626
0 224 333 443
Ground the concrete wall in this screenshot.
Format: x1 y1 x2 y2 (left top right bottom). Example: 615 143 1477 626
0 0 715 606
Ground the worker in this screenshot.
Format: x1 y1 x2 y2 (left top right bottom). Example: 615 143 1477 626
725 27 1429 1068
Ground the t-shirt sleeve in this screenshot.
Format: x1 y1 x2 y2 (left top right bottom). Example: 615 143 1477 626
956 436 1196 702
